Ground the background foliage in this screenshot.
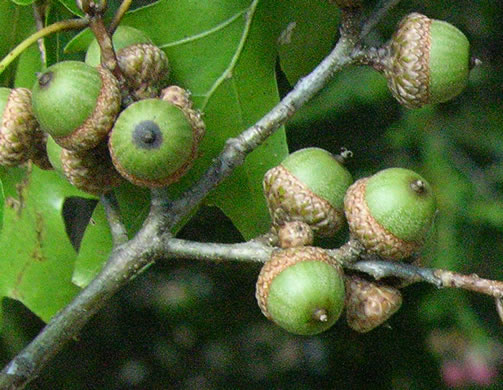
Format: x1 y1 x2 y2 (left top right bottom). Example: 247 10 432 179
1 0 503 388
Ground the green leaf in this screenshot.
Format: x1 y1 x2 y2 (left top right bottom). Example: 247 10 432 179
73 183 150 288
0 179 4 234
14 37 42 89
0 166 92 324
56 0 85 17
290 67 390 126
276 0 340 84
120 0 288 239
68 0 289 240
0 2 35 86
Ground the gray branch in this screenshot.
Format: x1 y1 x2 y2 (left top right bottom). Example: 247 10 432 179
0 2 406 388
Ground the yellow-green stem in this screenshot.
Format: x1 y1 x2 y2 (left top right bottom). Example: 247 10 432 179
0 18 89 78
109 0 133 34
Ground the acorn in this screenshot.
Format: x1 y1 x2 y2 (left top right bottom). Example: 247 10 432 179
31 61 121 151
256 246 345 335
344 168 436 260
384 12 472 108
30 131 52 170
60 140 123 194
86 26 169 101
108 95 205 187
263 147 353 237
0 87 46 167
277 221 314 248
345 275 402 333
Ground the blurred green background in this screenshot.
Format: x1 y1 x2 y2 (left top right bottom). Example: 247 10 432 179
2 0 503 388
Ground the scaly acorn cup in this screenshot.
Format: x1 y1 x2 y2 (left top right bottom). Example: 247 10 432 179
31 61 121 151
30 131 52 170
0 87 45 167
60 141 123 195
160 86 205 145
263 147 353 237
86 27 169 102
117 43 170 101
109 97 204 187
277 221 314 248
256 246 345 335
344 168 436 260
384 12 471 108
344 275 402 333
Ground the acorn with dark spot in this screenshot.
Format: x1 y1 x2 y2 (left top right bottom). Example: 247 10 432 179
31 61 121 151
108 93 205 187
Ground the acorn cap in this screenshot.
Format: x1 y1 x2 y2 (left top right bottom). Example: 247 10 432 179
109 98 203 187
32 61 121 151
385 13 471 108
61 141 123 194
30 131 52 170
256 246 345 335
160 86 205 145
345 275 402 333
0 87 42 167
263 147 353 236
344 168 436 260
118 43 170 100
85 25 152 67
277 221 314 248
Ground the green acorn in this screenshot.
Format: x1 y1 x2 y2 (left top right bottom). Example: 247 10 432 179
384 12 472 108
256 246 345 335
345 275 402 333
344 168 436 260
0 87 49 168
263 147 353 237
31 61 121 151
46 135 64 175
108 96 204 187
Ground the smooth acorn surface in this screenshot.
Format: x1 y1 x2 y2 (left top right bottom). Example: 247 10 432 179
385 13 471 108
344 167 436 260
263 147 353 236
85 25 152 67
256 247 345 335
108 98 196 187
46 135 64 175
31 61 120 151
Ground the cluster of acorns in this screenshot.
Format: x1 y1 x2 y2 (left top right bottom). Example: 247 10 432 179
254 10 474 336
256 147 437 335
0 26 205 194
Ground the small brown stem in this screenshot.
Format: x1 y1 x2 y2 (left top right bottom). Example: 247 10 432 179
434 269 503 298
88 17 122 80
